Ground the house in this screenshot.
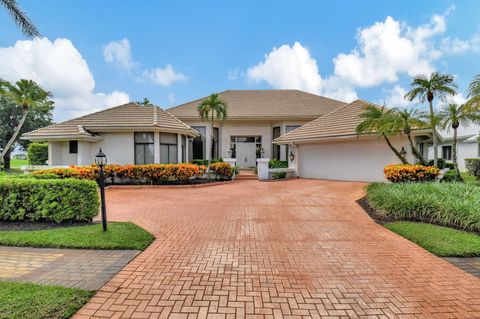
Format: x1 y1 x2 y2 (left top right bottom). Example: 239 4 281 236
427 133 479 171
274 100 432 182
21 103 199 166
167 90 346 167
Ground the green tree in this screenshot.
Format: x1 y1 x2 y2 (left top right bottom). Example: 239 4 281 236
0 79 53 169
465 74 480 112
404 72 457 166
0 0 40 38
136 98 151 106
197 93 228 164
393 108 427 165
437 103 480 178
356 105 409 164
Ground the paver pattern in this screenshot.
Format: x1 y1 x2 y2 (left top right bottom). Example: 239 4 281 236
0 246 139 290
75 179 480 318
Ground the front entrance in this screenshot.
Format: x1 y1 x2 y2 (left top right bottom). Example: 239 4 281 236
231 136 262 168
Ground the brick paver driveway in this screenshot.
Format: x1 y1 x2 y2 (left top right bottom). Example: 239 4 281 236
75 179 480 318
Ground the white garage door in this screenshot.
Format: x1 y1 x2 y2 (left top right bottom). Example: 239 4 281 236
298 138 408 182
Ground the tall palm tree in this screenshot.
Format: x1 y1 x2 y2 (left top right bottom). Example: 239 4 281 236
393 108 427 165
356 105 409 164
438 103 480 178
465 74 480 112
404 72 457 167
1 0 40 38
0 79 52 167
197 93 228 164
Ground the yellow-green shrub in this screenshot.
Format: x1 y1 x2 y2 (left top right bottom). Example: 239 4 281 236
384 164 439 183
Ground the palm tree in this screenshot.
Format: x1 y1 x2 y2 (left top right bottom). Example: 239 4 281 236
197 94 228 164
438 103 480 178
465 74 480 112
0 79 52 168
404 72 457 166
1 0 40 38
356 105 409 164
393 108 427 165
136 98 151 106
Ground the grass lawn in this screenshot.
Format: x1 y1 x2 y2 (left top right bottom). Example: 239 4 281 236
10 159 28 168
0 281 93 319
386 221 480 257
0 222 154 250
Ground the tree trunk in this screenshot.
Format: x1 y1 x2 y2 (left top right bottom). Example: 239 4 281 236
384 135 409 164
429 99 438 167
407 133 426 165
453 127 461 178
3 149 11 170
0 108 28 169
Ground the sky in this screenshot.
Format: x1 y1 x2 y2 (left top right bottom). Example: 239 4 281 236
0 1 480 134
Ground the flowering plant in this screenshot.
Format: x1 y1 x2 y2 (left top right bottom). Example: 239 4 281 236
384 164 439 183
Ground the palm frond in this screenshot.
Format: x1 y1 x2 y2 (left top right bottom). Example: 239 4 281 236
0 0 40 38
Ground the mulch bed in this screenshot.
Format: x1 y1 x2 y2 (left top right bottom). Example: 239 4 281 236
0 221 97 232
105 178 231 186
356 196 396 225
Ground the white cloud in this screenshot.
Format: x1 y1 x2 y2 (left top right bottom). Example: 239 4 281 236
143 64 188 87
103 38 136 72
333 13 446 87
0 38 129 120
441 32 480 54
384 85 413 107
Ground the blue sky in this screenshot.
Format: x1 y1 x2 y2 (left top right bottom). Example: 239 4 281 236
0 0 479 125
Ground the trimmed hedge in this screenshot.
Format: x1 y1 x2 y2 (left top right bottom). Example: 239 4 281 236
27 143 48 165
0 178 99 223
366 182 480 232
384 164 439 183
268 160 288 169
465 158 480 179
272 172 287 179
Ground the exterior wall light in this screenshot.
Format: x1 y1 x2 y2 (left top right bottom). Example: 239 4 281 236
289 151 295 161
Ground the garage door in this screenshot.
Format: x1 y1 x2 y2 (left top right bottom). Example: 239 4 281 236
298 138 407 182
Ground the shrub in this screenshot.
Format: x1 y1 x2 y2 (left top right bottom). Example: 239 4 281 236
33 164 207 184
27 143 48 165
272 172 287 179
192 159 208 166
0 178 99 223
384 164 439 183
269 159 288 169
428 158 446 169
366 182 480 232
209 162 233 179
465 158 480 179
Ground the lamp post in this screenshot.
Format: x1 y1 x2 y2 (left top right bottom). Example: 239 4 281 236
95 148 108 231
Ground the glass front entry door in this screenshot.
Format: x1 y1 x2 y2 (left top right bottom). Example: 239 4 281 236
236 142 257 167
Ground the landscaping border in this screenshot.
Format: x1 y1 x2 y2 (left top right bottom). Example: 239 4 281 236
106 180 234 189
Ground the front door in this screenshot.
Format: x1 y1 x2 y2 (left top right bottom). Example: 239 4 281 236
236 143 257 167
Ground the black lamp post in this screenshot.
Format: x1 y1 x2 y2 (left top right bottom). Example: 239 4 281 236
95 148 108 231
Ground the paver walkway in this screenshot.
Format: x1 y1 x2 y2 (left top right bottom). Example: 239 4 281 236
75 179 480 318
0 246 139 290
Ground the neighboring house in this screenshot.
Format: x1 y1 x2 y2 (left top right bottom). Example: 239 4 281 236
274 100 432 182
21 103 198 166
427 133 480 171
168 90 346 167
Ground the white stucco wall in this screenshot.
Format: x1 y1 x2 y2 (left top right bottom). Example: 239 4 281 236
428 142 479 171
49 141 77 165
296 136 413 182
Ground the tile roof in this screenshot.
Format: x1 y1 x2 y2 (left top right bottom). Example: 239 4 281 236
274 100 374 143
167 90 347 120
22 103 198 139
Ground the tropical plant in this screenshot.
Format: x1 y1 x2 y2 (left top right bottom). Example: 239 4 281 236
465 74 480 112
437 103 480 178
393 108 427 165
405 72 458 166
0 79 52 169
356 105 409 164
197 93 228 165
0 0 40 38
136 98 151 105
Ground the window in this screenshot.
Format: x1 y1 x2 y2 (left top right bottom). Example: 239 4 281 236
285 125 300 159
272 127 281 160
181 135 186 162
160 133 178 164
191 126 206 160
442 145 452 161
69 141 78 154
134 132 154 164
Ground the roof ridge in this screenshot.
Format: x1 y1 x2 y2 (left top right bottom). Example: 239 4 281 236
153 105 158 126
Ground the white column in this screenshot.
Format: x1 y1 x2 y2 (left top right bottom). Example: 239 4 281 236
280 124 287 161
257 158 270 180
48 142 53 166
154 132 160 163
185 136 189 162
177 134 182 163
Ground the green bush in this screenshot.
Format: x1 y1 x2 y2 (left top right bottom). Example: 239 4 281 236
465 158 480 179
0 178 99 223
27 143 48 165
272 172 287 179
366 182 480 232
269 159 288 168
428 158 446 169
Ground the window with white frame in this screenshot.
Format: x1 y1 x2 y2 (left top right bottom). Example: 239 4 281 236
134 132 154 164
160 133 178 164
